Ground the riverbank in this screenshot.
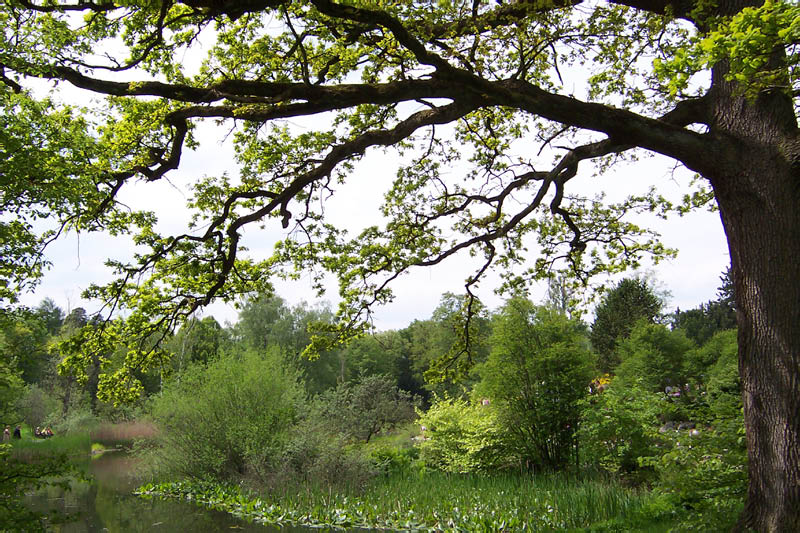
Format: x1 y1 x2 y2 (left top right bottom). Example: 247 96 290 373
137 471 677 532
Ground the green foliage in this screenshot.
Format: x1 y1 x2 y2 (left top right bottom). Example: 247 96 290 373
578 383 663 478
702 331 742 429
279 417 376 488
165 316 226 373
16 384 59 430
314 374 417 443
233 294 343 394
672 268 737 346
614 322 695 393
34 298 64 337
591 278 664 373
654 0 800 97
367 443 419 476
683 328 738 390
478 299 595 471
148 348 305 482
646 420 746 532
416 394 511 473
0 442 76 531
0 311 51 384
339 330 419 392
0 355 24 424
138 471 659 532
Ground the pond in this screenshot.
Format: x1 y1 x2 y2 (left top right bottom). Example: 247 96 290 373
24 450 318 532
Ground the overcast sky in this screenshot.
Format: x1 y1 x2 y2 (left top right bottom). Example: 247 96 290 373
17 119 731 331
13 18 730 330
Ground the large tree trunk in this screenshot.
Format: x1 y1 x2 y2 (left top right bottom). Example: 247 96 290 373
707 65 800 529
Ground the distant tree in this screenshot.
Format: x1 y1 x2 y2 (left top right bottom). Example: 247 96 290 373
168 315 226 374
339 330 416 389
315 374 416 444
60 308 88 335
0 358 23 425
234 294 342 393
478 298 594 471
234 294 297 352
34 298 63 336
402 293 491 401
544 274 585 320
590 277 663 373
673 268 737 346
0 313 50 384
614 322 695 393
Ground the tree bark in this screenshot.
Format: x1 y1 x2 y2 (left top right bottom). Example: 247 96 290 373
707 76 800 531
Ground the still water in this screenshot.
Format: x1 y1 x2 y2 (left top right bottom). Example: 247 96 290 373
25 451 314 532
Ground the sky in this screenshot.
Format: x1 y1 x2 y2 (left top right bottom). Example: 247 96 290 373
12 13 732 331
17 120 731 331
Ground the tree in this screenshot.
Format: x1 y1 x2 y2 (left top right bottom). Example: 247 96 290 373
34 298 64 336
314 374 416 443
590 277 663 372
673 268 737 345
477 298 594 471
1 1 798 528
613 322 695 393
234 294 343 392
166 315 226 374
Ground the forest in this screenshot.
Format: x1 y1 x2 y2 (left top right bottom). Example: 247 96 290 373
1 272 745 531
1 0 798 530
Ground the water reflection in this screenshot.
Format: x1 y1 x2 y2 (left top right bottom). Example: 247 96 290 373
25 451 312 532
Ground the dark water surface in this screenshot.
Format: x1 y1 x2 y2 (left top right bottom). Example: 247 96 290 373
25 451 314 532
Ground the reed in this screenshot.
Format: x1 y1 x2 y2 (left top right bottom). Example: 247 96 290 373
90 420 158 446
138 470 674 531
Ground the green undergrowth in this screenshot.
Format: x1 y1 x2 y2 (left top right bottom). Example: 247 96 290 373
136 472 676 531
9 431 92 461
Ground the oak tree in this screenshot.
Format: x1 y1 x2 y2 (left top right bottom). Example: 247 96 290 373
1 0 798 529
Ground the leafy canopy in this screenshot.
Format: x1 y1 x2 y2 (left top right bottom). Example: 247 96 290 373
1 0 797 400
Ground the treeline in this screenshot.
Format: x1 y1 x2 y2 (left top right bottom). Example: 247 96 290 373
0 270 743 529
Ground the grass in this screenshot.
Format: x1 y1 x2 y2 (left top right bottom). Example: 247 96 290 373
9 431 92 461
138 470 677 531
9 420 157 462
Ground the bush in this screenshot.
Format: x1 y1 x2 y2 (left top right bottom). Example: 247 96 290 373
477 300 595 470
368 443 419 475
47 405 99 435
148 347 305 482
416 394 512 473
614 322 695 393
578 382 663 479
278 416 375 488
645 417 746 531
314 374 417 443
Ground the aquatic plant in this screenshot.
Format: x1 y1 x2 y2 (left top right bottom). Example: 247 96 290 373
137 471 668 531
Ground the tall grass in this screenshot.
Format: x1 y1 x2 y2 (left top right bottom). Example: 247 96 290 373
9 432 92 461
139 470 674 531
271 471 656 530
90 420 158 446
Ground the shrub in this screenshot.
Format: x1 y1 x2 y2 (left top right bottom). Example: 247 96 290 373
416 394 512 473
367 443 419 475
477 300 595 470
578 382 663 479
278 416 375 488
614 322 695 393
148 347 305 482
314 374 417 443
47 405 98 435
